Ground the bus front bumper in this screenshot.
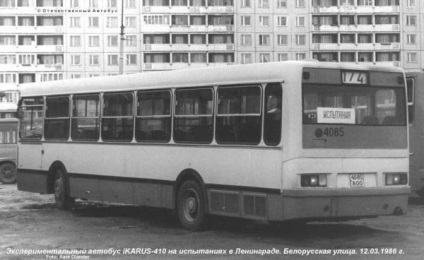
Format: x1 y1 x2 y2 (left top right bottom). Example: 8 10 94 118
278 186 410 221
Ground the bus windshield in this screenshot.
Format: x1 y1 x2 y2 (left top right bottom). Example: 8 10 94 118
303 85 406 126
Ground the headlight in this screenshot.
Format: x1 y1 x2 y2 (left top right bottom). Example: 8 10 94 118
385 173 407 185
301 174 327 187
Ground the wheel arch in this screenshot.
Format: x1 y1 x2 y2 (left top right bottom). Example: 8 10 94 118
174 168 209 213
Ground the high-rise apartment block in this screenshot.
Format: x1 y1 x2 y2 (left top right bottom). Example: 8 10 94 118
1 0 423 117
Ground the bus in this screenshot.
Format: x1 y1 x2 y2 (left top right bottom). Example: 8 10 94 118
0 118 18 184
17 61 410 230
406 71 424 197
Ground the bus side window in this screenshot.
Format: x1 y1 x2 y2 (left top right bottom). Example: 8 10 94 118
102 92 134 142
136 90 171 142
71 94 100 141
264 83 282 146
20 97 44 140
406 78 414 124
174 88 213 144
216 85 262 145
44 96 70 140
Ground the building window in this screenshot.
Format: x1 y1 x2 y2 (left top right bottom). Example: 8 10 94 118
70 0 79 8
296 16 305 27
358 34 372 43
70 36 81 47
259 35 270 46
277 16 287 26
125 17 137 28
241 16 251 26
107 17 119 27
341 34 355 43
259 0 269 8
277 0 286 8
241 53 252 64
259 53 270 63
172 53 188 63
340 0 354 5
107 36 118 47
89 55 100 65
358 52 373 62
407 34 416 45
71 74 81 79
125 0 136 8
277 35 288 46
407 52 417 63
296 53 306 60
89 0 98 8
89 36 100 47
407 0 415 6
241 34 252 46
259 16 269 26
144 15 169 25
296 0 305 8
71 55 81 65
108 0 117 8
40 73 63 82
407 16 417 26
278 53 288 61
70 17 80 28
241 0 250 7
0 36 15 45
108 55 119 66
0 0 16 7
126 35 137 46
126 54 137 65
19 54 35 65
190 53 206 63
358 0 372 5
89 17 99 28
296 35 306 45
0 55 16 64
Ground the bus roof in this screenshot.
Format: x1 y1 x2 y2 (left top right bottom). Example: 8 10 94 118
19 61 405 97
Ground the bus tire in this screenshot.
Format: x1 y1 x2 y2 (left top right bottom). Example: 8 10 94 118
0 162 17 184
177 180 206 231
54 168 75 210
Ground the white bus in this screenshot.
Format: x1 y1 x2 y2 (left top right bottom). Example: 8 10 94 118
17 61 410 230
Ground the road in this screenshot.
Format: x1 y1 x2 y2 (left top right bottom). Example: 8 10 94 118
1 183 424 260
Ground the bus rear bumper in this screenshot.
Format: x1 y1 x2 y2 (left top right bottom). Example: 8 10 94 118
279 187 410 221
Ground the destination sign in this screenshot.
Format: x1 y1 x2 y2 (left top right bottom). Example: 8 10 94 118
317 107 356 124
342 71 368 85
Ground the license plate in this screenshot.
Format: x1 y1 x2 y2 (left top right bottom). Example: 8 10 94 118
349 174 365 187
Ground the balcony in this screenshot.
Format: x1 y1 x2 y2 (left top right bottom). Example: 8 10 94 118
375 42 400 50
36 63 64 72
374 6 400 13
312 6 339 13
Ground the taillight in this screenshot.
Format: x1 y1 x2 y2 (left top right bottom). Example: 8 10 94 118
301 174 327 187
385 173 407 185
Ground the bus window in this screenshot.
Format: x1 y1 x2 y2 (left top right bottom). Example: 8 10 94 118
406 78 414 123
174 88 213 143
303 85 406 126
216 85 261 144
136 90 171 142
0 124 17 144
102 92 134 142
45 96 70 140
71 94 100 141
20 97 44 140
264 83 282 146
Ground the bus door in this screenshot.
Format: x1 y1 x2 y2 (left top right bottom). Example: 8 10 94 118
18 97 44 171
0 120 18 183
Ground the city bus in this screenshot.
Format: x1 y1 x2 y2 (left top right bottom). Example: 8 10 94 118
0 118 18 184
17 61 410 230
406 71 424 197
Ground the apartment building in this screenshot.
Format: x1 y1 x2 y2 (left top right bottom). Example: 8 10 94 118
1 0 423 117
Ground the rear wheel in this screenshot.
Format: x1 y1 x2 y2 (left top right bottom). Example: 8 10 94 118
0 162 17 184
54 168 75 210
177 180 206 231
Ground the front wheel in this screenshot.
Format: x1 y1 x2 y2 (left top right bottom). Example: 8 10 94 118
0 162 17 184
54 168 75 210
177 180 206 231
